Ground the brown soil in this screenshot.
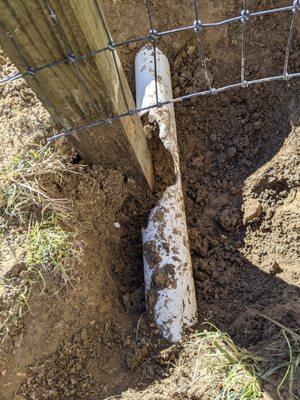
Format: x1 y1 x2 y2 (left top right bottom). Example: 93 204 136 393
1 1 300 399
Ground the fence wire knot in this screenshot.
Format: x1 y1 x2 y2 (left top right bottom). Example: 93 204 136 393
149 29 158 41
241 9 250 22
292 0 300 12
193 19 202 31
67 54 76 63
27 67 35 76
210 88 217 95
48 8 57 21
108 41 115 51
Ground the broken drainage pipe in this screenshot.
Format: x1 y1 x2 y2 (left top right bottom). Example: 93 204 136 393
135 45 197 342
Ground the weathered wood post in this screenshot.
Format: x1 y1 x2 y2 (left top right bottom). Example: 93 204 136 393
0 0 153 188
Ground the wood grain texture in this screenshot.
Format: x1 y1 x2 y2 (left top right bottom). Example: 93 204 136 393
0 0 153 188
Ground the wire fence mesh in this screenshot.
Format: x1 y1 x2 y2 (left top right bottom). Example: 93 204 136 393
0 0 300 142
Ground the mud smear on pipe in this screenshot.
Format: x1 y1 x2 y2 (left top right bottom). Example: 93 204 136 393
136 45 197 342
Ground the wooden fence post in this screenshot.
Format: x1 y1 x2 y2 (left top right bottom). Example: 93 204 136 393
0 0 153 188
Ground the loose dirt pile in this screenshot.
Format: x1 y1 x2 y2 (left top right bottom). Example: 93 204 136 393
1 1 300 399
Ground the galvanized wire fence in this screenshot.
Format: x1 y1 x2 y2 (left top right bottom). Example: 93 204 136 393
1 0 300 142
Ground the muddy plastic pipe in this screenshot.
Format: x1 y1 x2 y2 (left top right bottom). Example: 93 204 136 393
135 45 197 342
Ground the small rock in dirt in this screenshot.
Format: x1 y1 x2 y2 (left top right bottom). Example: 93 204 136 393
243 198 262 224
226 146 237 160
156 345 179 365
187 45 195 55
269 261 283 276
81 328 88 340
253 119 262 130
173 87 181 97
210 133 217 142
114 222 121 229
216 207 239 231
192 154 204 168
243 159 253 168
229 185 240 195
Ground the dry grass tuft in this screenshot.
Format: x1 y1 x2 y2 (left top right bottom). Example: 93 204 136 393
259 315 300 400
0 141 80 347
25 214 77 289
0 144 72 227
172 323 262 400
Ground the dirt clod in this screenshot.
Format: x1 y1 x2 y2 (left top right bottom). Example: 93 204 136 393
243 198 262 224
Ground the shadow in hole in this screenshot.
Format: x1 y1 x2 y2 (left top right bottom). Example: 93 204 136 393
176 79 300 398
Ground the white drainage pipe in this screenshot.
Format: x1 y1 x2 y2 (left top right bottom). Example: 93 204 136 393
135 45 197 342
